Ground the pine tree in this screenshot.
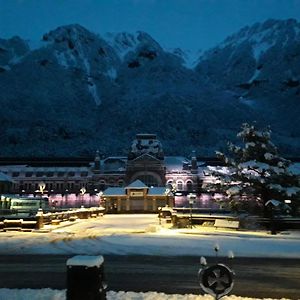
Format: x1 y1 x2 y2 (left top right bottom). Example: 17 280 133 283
210 123 300 215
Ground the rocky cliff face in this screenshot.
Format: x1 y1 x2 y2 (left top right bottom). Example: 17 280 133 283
0 20 299 157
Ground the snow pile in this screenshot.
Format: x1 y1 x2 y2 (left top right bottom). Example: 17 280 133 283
0 289 292 300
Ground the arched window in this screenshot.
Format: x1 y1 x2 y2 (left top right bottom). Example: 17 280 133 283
166 180 173 189
118 180 124 187
186 180 193 192
176 180 183 191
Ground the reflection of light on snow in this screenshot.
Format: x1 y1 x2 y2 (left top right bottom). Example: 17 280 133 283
157 228 179 235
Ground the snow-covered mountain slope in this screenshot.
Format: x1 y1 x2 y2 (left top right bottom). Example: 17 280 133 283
169 48 202 69
0 36 30 71
105 31 161 61
196 19 300 94
195 19 300 144
0 21 299 157
41 24 122 104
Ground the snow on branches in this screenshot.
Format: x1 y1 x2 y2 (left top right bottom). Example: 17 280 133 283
210 123 300 215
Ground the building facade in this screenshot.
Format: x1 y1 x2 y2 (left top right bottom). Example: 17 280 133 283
0 134 299 210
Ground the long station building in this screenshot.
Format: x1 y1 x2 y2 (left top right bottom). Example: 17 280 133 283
0 134 299 212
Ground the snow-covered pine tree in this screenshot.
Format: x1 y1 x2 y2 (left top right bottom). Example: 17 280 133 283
210 123 300 215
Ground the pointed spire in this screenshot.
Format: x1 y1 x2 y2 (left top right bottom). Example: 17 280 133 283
191 150 197 173
94 150 101 172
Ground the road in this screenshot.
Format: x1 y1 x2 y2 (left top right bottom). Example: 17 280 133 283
0 255 299 299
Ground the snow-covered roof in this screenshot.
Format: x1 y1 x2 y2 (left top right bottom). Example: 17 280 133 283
0 172 12 182
102 157 127 172
67 255 104 267
289 163 300 175
125 180 148 189
164 156 189 172
102 187 125 196
148 187 167 196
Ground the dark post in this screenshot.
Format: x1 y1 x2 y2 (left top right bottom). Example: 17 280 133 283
265 200 278 235
66 255 107 300
188 194 196 229
35 209 44 230
189 201 193 228
270 206 277 235
158 206 162 225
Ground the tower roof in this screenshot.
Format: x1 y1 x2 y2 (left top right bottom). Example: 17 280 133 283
125 180 148 189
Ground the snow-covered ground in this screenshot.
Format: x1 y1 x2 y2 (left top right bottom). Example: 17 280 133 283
0 214 299 258
0 289 292 300
0 214 299 299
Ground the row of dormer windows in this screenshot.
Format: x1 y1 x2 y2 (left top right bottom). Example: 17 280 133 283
11 171 89 178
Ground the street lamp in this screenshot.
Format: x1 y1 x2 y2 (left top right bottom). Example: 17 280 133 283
265 199 280 235
80 187 86 207
97 191 103 207
188 193 196 229
158 206 162 225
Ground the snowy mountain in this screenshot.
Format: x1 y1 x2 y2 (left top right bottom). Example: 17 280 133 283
196 19 300 124
0 20 299 157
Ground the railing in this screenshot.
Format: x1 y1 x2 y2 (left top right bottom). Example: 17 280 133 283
0 207 105 231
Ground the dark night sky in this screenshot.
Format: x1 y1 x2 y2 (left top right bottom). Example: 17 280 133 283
1 0 300 51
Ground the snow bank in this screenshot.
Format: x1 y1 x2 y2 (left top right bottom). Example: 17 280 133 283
0 289 291 300
0 215 299 258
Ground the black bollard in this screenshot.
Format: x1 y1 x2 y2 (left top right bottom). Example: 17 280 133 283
66 255 107 300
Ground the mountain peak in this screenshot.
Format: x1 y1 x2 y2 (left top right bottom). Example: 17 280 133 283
105 31 161 60
223 18 300 47
42 24 97 45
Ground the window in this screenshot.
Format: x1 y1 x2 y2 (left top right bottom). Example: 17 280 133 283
36 172 43 177
25 172 33 177
46 172 54 177
177 180 183 191
12 172 19 177
99 180 106 190
68 172 75 177
186 181 193 191
67 183 74 189
80 172 88 177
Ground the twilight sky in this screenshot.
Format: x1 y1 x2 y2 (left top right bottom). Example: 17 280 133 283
1 0 300 51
